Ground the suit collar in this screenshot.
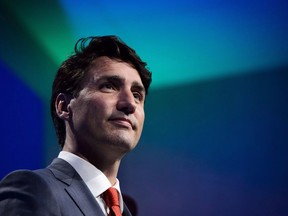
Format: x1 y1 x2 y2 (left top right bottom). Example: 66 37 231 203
48 158 75 185
58 151 113 199
48 158 133 216
48 158 105 216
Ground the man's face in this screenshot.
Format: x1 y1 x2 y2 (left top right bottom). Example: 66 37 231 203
67 56 145 156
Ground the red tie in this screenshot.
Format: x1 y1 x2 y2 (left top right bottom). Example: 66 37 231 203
103 187 122 216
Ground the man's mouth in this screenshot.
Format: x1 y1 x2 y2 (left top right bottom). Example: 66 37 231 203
109 117 134 129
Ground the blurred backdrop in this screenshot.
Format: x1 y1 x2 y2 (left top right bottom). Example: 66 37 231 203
0 0 288 215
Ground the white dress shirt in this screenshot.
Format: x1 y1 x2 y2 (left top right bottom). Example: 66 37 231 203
58 151 124 215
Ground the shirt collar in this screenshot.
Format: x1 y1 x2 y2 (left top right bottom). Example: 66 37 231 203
58 151 123 208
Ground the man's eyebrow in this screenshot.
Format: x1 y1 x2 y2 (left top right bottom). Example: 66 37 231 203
95 75 145 93
96 75 123 83
131 81 145 94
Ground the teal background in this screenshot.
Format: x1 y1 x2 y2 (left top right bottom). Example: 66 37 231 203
0 0 288 215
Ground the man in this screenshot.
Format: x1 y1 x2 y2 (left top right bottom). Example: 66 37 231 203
0 35 152 216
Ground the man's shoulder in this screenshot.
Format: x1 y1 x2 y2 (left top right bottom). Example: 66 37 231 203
0 168 56 196
0 158 68 188
1 169 47 184
0 168 62 215
1 158 80 188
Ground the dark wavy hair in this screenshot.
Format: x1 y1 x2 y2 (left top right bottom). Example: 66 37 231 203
50 35 152 147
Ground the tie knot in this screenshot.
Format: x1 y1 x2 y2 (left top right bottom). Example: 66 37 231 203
103 187 120 207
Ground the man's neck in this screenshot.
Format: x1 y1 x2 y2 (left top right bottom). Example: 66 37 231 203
63 145 121 185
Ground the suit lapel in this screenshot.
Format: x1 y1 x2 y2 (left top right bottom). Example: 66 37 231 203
48 158 105 216
123 202 133 216
65 181 105 216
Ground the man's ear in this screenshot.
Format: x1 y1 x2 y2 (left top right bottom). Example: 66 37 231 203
55 93 71 120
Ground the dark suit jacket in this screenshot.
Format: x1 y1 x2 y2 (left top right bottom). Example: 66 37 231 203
0 158 132 216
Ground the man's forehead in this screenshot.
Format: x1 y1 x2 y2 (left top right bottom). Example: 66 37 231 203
88 56 143 85
91 56 129 70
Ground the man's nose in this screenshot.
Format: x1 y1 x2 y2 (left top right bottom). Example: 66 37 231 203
116 90 136 114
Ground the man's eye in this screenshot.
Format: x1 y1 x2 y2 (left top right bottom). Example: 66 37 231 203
100 83 115 90
133 92 143 101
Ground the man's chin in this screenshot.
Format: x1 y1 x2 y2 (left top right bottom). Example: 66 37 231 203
98 129 139 152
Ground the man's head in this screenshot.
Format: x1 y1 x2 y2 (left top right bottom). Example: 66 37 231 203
51 36 152 148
